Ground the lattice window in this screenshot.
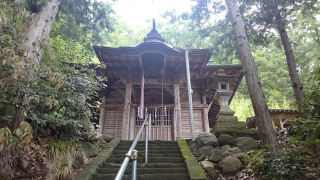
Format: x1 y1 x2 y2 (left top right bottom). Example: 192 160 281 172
136 109 172 126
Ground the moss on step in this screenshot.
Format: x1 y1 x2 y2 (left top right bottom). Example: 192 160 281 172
75 138 121 180
177 139 207 180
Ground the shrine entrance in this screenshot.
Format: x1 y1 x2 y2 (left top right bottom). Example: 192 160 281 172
135 108 174 141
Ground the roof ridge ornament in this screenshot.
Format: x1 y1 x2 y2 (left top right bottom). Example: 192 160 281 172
143 19 165 42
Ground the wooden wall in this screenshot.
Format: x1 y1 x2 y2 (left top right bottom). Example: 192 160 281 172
100 106 124 138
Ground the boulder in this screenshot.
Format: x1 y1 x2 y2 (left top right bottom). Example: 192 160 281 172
221 145 231 153
196 146 214 157
188 141 196 148
102 134 113 143
218 157 242 175
218 134 236 146
208 148 223 162
198 155 206 161
195 132 219 148
79 141 99 158
98 136 107 148
201 161 217 179
223 151 233 157
236 137 257 152
226 147 242 154
190 143 198 155
235 153 249 164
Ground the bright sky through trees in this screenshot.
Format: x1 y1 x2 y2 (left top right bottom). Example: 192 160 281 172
114 0 194 28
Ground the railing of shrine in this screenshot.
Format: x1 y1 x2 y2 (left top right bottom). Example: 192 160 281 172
114 114 151 180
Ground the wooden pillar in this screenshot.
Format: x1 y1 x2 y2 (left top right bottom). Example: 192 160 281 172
122 83 132 140
202 96 210 133
98 103 107 134
129 107 136 140
174 84 182 140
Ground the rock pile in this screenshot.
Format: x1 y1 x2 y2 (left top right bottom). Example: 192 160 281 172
190 132 257 179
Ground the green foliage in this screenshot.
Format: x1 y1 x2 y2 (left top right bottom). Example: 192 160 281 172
230 93 293 121
288 118 320 148
245 148 307 180
230 93 254 121
0 121 33 152
0 0 34 125
28 63 106 139
0 121 33 177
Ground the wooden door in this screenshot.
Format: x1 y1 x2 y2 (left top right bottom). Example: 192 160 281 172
135 108 173 141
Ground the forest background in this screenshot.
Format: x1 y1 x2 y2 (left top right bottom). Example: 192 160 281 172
1 0 320 179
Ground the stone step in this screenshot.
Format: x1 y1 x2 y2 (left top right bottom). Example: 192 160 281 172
110 153 182 158
102 162 186 169
92 173 190 180
96 167 188 174
106 157 185 164
115 145 180 151
119 141 178 145
115 144 178 149
112 149 182 155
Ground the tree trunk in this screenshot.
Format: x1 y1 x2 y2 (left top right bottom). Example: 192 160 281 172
5 0 60 131
274 11 308 118
225 0 279 155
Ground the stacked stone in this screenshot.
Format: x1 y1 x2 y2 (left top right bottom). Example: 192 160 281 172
190 132 257 179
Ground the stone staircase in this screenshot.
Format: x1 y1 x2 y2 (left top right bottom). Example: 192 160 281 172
92 140 191 180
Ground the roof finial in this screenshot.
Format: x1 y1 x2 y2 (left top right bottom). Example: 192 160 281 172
143 18 165 42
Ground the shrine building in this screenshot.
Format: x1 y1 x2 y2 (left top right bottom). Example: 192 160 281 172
93 21 243 141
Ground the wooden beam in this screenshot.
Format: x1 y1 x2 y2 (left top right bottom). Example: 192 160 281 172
174 84 182 140
129 107 136 140
122 83 132 140
202 96 210 133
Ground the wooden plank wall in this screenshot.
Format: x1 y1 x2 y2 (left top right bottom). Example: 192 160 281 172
181 108 204 139
102 109 124 138
135 126 172 141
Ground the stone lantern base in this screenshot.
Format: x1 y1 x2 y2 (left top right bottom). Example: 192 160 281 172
213 113 259 140
212 103 258 140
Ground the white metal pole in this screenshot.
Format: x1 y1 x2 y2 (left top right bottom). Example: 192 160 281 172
185 45 195 141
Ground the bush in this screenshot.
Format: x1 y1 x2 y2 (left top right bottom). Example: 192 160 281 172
45 138 87 180
244 148 307 180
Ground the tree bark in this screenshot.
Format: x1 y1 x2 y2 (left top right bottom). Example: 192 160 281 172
5 0 60 131
225 0 279 155
274 11 308 118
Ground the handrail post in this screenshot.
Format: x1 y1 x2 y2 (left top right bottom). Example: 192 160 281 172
131 150 138 180
144 115 150 164
114 115 148 180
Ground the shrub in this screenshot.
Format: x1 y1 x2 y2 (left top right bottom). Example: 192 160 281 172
45 138 87 180
244 148 307 180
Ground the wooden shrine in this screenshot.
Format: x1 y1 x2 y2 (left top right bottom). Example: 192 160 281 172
93 22 243 141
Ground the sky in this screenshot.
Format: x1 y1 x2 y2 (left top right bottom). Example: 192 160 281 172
113 0 194 28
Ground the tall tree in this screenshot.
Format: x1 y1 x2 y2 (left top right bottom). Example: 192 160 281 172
3 0 60 131
225 0 279 155
241 0 319 117
1 0 114 131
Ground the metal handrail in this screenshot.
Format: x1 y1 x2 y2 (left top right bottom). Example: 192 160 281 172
114 114 150 180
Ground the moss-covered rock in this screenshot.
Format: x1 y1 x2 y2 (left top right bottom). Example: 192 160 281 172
218 134 236 146
212 127 259 140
